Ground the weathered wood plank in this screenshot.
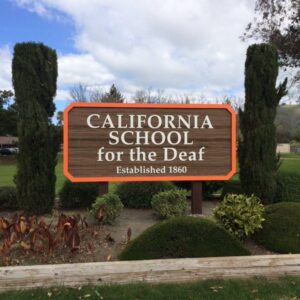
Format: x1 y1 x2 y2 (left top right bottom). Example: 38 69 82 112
1 254 300 292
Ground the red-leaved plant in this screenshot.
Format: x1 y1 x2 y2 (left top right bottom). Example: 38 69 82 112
0 213 88 265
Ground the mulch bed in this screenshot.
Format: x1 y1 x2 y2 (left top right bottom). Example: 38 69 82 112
0 204 275 267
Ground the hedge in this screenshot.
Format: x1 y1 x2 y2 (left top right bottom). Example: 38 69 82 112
116 181 176 208
119 216 250 260
254 202 300 253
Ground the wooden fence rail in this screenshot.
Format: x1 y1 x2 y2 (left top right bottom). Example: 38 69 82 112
1 254 300 292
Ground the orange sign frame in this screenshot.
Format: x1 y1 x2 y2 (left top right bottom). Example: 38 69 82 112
63 103 237 182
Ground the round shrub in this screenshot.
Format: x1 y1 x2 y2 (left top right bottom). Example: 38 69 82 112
0 186 18 210
91 193 123 224
119 216 250 260
214 194 265 240
255 202 300 253
59 180 99 209
275 172 300 203
151 189 188 219
116 181 176 208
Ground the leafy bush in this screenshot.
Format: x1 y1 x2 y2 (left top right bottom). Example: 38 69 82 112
275 172 300 203
214 194 265 240
119 216 250 260
0 186 18 210
91 193 123 224
221 181 242 199
116 181 176 208
59 180 99 209
254 202 300 253
173 181 223 198
151 189 187 219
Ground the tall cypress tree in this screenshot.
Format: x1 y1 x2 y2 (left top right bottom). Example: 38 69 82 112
239 43 287 204
12 42 58 214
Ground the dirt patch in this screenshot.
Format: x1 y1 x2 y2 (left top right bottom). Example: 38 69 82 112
0 201 275 266
0 208 156 266
243 238 275 255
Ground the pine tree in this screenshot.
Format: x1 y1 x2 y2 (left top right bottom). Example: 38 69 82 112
12 42 58 214
238 43 287 204
102 84 124 103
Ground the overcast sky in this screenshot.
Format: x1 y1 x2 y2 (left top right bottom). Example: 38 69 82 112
0 0 256 111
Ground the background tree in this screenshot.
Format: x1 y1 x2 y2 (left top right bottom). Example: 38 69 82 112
54 111 64 153
12 42 58 214
101 84 124 103
276 105 300 142
0 90 13 108
69 83 124 103
56 111 63 126
243 0 300 100
70 83 89 102
0 90 18 136
239 43 287 204
132 87 166 103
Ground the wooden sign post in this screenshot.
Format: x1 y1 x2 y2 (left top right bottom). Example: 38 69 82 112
192 181 203 214
99 182 108 196
64 103 236 213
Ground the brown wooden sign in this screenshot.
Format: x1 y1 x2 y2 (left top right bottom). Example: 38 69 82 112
64 103 236 182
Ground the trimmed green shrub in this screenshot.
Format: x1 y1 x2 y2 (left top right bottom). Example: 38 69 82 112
119 216 250 260
91 193 123 224
255 202 300 253
221 181 242 199
275 172 300 203
116 181 176 208
151 189 188 219
214 194 265 240
0 186 18 210
59 180 98 209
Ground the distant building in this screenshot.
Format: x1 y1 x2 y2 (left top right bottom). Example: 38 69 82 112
276 143 291 154
291 144 300 154
0 136 18 148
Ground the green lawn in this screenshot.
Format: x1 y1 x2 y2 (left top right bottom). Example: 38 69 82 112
0 154 65 193
1 152 299 193
0 154 117 194
0 156 17 187
1 277 300 300
279 153 300 173
231 152 300 181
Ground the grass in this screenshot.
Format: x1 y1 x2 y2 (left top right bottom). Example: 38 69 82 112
0 156 16 187
0 154 118 194
280 152 300 159
0 154 65 194
231 152 300 181
279 154 300 173
0 152 299 193
1 277 300 299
